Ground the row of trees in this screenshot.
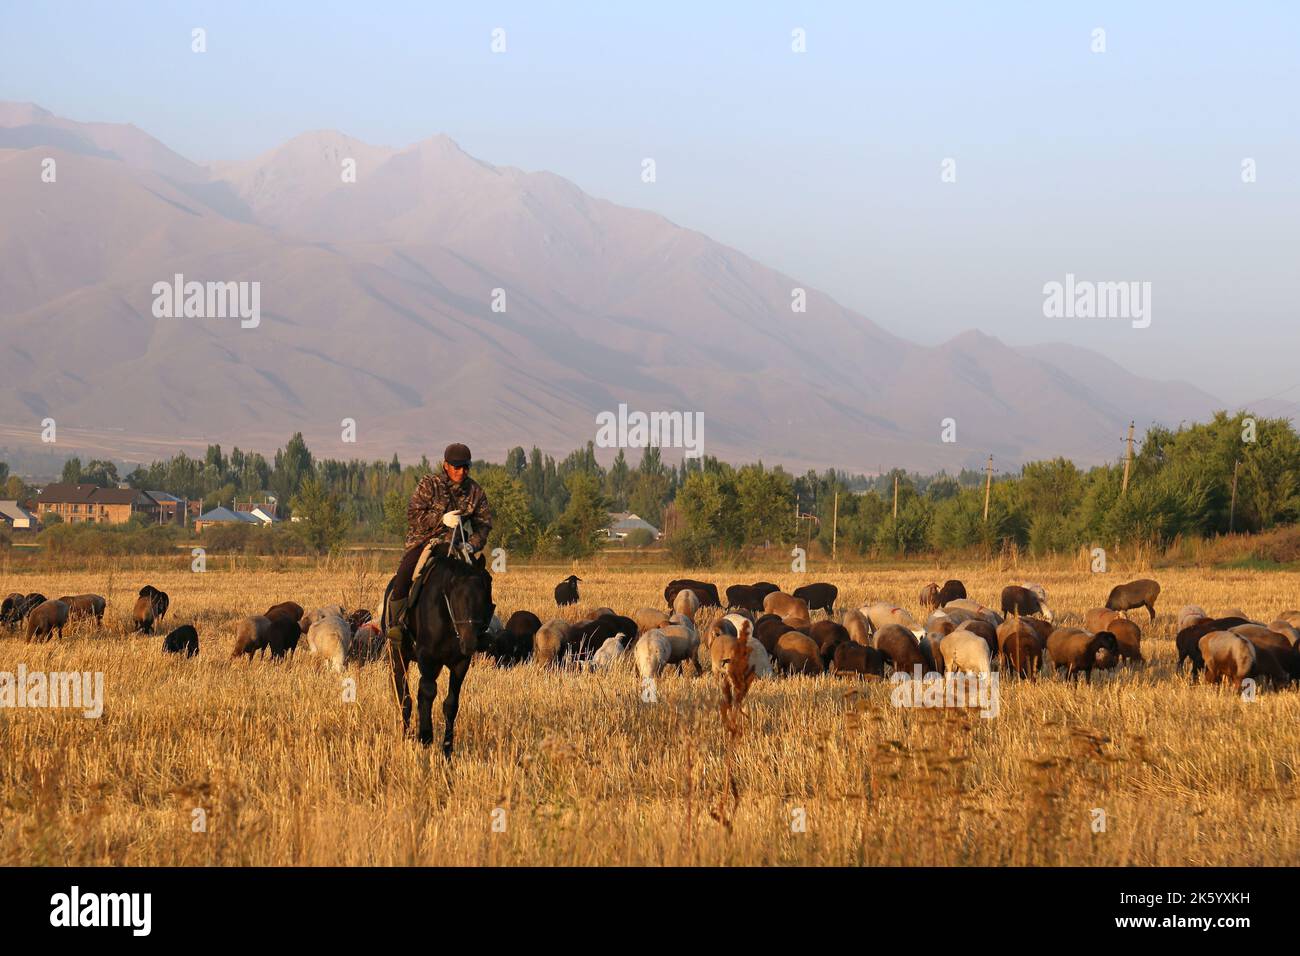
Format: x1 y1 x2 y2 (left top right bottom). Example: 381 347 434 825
4 411 1297 561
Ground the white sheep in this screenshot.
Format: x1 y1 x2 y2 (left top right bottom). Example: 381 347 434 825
636 629 672 680
301 606 352 672
863 602 924 639
672 588 701 620
939 629 993 675
591 633 633 671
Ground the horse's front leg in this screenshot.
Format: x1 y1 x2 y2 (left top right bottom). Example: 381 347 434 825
388 638 413 733
441 657 471 758
417 660 443 747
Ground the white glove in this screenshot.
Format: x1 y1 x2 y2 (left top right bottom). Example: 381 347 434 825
442 510 462 528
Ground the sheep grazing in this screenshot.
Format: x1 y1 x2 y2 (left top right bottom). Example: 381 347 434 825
940 629 992 675
1046 628 1119 683
0 593 24 628
554 574 581 607
632 606 672 634
792 582 838 616
919 631 945 673
5 592 48 630
266 616 303 659
1000 585 1053 622
591 633 635 671
592 606 616 618
919 583 941 610
301 606 352 672
1084 607 1122 633
773 632 824 675
132 593 161 635
1109 618 1143 662
1105 578 1161 621
809 620 850 662
24 599 69 642
753 614 789 655
843 609 873 646
726 582 780 613
710 619 773 679
942 599 1002 627
533 619 572 667
569 614 641 662
1268 620 1300 647
636 630 673 680
664 579 722 609
58 594 106 626
997 618 1044 678
1175 616 1250 678
658 623 701 673
863 603 924 638
162 625 199 658
1176 605 1209 632
1199 632 1257 690
873 623 928 675
485 610 540 665
672 587 701 620
232 615 273 659
830 642 885 678
763 592 811 625
137 585 170 624
936 579 967 605
1229 624 1300 684
350 621 386 664
956 620 998 659
1278 610 1300 630
265 601 305 624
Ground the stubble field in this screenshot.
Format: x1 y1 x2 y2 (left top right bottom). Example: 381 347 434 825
2 556 1298 866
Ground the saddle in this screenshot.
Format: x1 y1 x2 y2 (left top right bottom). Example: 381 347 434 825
384 518 477 634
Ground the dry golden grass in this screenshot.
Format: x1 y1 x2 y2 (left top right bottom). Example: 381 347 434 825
2 556 1300 865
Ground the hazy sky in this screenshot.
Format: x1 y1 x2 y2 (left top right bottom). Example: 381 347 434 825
3 1 1297 407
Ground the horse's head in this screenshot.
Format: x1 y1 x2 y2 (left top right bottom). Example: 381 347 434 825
445 553 494 657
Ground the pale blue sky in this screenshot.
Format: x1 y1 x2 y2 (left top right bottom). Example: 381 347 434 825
3 1 1297 405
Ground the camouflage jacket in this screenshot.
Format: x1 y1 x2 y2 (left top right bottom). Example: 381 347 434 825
405 471 493 551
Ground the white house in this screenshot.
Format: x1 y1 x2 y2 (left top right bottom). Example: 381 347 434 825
0 500 37 530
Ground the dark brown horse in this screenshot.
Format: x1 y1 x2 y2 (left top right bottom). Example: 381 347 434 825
386 552 494 756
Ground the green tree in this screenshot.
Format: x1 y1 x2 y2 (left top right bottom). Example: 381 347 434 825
289 476 349 554
551 471 607 558
61 457 82 484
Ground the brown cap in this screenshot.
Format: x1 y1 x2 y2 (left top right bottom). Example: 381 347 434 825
443 443 472 467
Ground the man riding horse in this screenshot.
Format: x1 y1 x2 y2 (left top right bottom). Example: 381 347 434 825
385 442 494 644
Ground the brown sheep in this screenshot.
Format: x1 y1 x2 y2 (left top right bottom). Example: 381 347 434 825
1268 620 1300 647
1105 578 1161 621
1176 616 1250 678
1001 585 1053 622
1021 616 1054 644
997 618 1044 679
773 632 824 675
632 606 672 634
936 579 967 604
58 594 106 626
24 599 69 642
809 620 850 662
1046 628 1119 682
830 642 885 678
265 601 305 623
1199 631 1256 690
843 609 872 646
1230 624 1300 683
1084 607 1122 633
1109 618 1143 662
753 614 789 655
873 623 928 675
131 594 158 635
919 583 941 610
533 619 572 667
763 592 811 624
232 615 272 659
957 620 998 659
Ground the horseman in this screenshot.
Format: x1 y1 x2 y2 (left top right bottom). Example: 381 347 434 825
385 442 493 643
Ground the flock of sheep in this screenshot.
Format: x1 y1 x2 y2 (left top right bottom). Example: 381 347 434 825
0 587 382 673
5 573 1300 694
497 575 1300 693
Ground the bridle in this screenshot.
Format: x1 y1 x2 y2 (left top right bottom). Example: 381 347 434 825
443 593 480 633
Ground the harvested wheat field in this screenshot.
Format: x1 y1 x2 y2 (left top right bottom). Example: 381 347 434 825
2 558 1299 866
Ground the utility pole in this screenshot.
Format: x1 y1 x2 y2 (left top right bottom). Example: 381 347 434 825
1121 421 1135 495
893 473 899 520
1229 459 1240 533
983 455 993 522
832 490 839 560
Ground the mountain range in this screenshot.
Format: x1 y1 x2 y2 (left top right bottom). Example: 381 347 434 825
0 101 1228 474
